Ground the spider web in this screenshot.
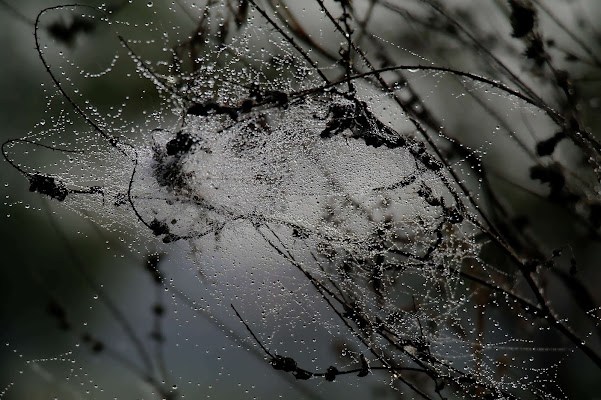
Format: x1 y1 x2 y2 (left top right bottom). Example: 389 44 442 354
2 1 589 399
